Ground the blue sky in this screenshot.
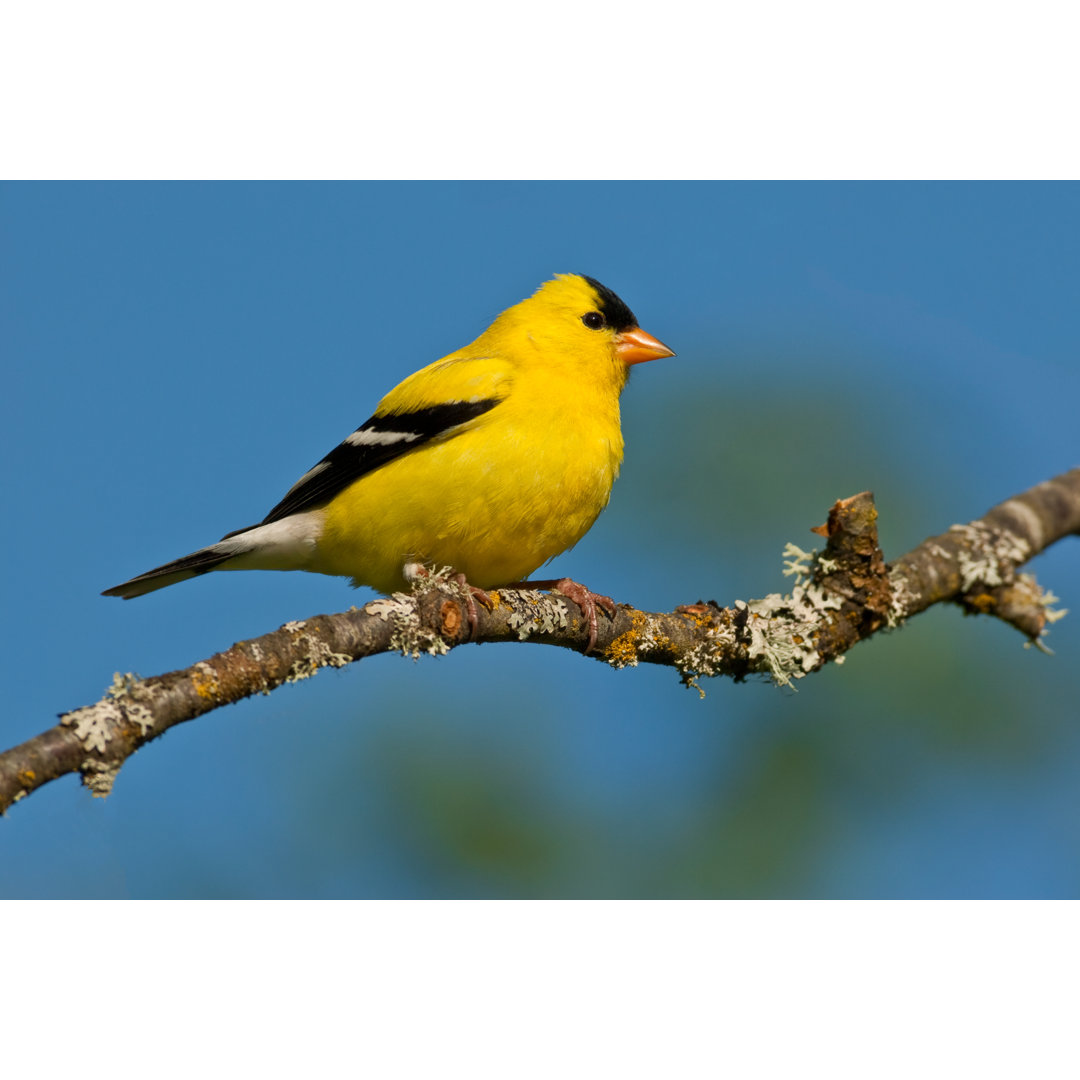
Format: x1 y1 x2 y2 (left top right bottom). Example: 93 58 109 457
2 181 1078 897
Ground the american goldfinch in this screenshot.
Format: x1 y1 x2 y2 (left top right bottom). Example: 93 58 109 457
104 273 674 647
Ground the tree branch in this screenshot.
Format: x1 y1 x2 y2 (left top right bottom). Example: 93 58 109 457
3 467 1077 813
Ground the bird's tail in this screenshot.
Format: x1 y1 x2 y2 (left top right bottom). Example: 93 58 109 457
102 540 249 598
102 513 324 599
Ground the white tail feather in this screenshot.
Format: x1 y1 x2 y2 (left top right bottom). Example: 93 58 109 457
103 512 324 599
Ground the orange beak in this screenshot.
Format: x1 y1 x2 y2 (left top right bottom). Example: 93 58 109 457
615 326 676 366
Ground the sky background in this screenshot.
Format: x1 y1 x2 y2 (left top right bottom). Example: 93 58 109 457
2 181 1078 898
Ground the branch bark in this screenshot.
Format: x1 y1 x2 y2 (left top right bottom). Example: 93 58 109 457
3 467 1078 813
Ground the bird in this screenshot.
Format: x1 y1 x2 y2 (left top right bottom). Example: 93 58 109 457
103 273 674 650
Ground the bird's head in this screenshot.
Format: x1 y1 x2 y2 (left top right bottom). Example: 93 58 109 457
480 274 674 385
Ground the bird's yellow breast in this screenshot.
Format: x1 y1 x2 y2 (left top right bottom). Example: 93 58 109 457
312 372 624 593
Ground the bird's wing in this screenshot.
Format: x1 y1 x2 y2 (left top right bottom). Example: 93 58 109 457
243 355 510 531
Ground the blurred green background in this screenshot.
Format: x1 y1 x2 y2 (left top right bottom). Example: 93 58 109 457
2 182 1078 897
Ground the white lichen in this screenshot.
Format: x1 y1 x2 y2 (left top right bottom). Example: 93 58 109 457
375 590 452 660
81 758 119 798
364 596 414 621
62 700 121 754
676 543 849 694
106 671 143 699
781 543 839 583
951 521 1031 592
886 568 917 628
287 637 354 682
676 621 739 697
957 550 1003 590
243 641 273 694
282 624 356 681
1019 577 1069 655
62 671 157 753
782 543 816 582
366 581 460 659
1040 587 1068 625
126 702 155 736
503 590 570 641
742 582 843 689
630 614 669 658
102 671 155 735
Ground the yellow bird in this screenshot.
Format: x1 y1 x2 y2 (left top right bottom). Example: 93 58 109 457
104 274 674 649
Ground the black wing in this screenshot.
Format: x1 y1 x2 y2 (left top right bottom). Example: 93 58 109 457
242 398 501 531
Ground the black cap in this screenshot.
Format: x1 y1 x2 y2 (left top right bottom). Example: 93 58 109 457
581 275 638 332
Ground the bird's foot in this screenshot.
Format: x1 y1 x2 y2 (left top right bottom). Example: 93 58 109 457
516 577 616 654
404 562 491 640
450 572 493 639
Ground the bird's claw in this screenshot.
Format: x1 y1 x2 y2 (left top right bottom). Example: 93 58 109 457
551 578 616 654
451 572 492 640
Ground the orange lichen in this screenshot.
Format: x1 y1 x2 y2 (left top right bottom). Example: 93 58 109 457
605 609 668 668
965 592 996 614
191 665 220 702
677 607 716 631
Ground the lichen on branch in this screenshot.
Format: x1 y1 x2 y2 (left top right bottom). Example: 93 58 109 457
2 466 1078 814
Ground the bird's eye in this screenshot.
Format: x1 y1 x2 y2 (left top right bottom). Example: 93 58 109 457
582 311 605 330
